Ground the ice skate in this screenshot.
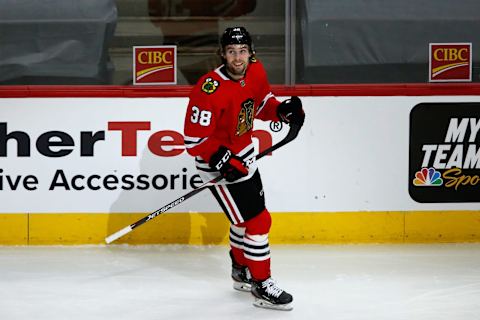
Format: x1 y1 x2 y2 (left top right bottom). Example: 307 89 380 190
230 251 252 292
251 278 293 311
232 264 252 292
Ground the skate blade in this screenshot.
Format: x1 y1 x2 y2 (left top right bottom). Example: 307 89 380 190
253 298 293 311
233 281 251 292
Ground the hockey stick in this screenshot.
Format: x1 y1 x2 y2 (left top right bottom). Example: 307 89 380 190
105 123 301 244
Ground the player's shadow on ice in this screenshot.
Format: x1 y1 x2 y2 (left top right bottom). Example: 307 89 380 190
106 145 229 245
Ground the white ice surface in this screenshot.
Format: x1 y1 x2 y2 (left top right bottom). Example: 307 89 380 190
1 244 480 320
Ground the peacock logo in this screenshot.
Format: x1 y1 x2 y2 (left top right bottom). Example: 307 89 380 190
413 167 443 186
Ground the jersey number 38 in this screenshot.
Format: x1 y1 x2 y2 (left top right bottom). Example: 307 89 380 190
190 106 212 126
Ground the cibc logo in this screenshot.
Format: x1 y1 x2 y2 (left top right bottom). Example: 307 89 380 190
429 43 472 82
133 46 177 85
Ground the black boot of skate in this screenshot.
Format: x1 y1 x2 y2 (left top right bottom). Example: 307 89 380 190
251 278 293 311
229 250 252 292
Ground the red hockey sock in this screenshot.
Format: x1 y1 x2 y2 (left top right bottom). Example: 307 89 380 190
231 246 247 266
242 209 272 281
229 225 247 266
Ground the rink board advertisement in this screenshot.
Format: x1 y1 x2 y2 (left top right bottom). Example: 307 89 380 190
1 95 480 244
0 98 286 213
409 102 480 203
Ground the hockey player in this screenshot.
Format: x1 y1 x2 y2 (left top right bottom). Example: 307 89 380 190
183 26 305 310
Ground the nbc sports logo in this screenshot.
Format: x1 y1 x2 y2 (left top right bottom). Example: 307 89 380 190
413 167 443 187
409 103 480 203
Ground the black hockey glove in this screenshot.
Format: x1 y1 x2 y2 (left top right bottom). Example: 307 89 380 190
209 146 249 182
277 96 305 126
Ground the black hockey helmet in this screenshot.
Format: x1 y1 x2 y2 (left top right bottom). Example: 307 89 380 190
220 26 255 54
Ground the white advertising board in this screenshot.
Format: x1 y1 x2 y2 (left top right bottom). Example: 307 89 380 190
0 96 479 213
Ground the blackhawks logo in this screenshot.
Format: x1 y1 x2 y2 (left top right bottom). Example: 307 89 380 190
201 77 219 94
236 99 254 136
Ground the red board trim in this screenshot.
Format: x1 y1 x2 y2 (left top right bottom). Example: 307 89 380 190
1 83 480 98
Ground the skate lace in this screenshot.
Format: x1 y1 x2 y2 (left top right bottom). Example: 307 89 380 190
262 278 283 298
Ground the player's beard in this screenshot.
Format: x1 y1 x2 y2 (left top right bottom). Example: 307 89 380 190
227 61 247 78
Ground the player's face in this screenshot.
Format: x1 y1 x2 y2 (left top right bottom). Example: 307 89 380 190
223 44 251 79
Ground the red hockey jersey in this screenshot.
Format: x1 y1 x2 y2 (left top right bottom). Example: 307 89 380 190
183 59 281 183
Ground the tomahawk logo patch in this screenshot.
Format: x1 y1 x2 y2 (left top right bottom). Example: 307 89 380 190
236 99 254 136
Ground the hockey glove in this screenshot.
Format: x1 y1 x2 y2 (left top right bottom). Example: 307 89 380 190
209 146 249 182
277 96 305 126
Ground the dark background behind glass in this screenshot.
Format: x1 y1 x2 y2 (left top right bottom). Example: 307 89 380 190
0 0 479 85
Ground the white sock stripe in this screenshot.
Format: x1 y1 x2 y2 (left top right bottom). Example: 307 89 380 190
229 233 244 244
230 242 244 250
245 233 268 242
244 237 269 247
243 246 270 254
244 244 269 252
230 225 246 236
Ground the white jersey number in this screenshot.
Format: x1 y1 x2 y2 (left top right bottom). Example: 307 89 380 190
190 106 212 126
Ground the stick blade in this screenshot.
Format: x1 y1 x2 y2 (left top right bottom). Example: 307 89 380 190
105 225 133 244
